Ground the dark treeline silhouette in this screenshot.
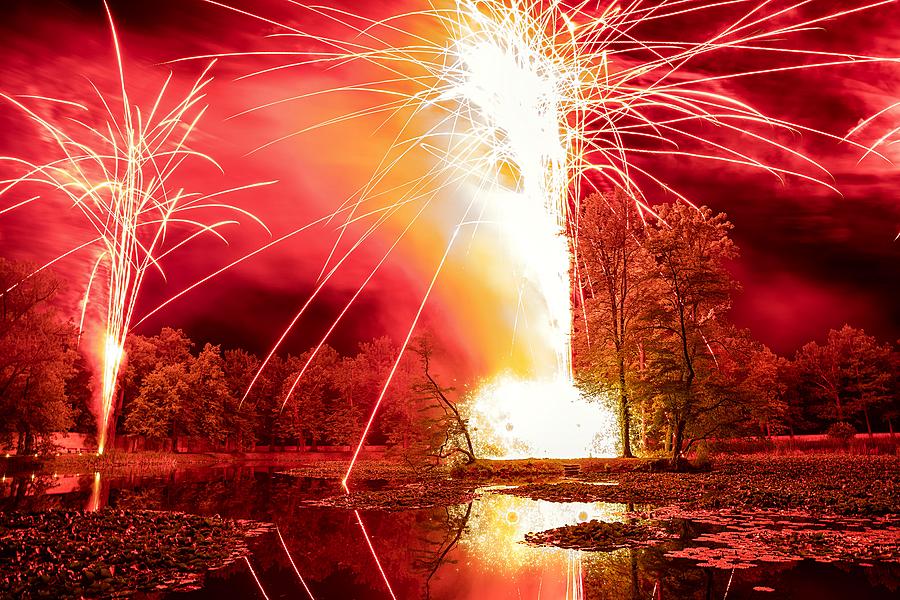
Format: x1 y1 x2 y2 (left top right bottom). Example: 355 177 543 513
0 256 471 461
114 328 471 462
574 194 898 466
1 195 897 464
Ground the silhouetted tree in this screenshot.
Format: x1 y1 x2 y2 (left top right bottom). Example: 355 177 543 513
409 335 475 464
0 259 76 453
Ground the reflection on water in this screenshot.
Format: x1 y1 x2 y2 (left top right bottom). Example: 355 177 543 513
436 494 629 599
1 467 899 599
86 472 102 512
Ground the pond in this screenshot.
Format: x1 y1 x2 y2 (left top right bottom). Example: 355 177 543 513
1 465 898 599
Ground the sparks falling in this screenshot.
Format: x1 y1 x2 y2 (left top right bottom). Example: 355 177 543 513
0 5 270 453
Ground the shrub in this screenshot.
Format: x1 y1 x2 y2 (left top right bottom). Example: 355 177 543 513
826 422 856 443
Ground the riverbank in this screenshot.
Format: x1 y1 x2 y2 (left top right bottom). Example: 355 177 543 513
303 454 900 515
19 453 899 516
25 450 398 477
500 454 900 515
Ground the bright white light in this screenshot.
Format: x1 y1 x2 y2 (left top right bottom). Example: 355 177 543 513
444 3 616 457
469 375 616 459
97 334 125 455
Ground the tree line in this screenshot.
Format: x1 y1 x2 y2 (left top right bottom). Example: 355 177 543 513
114 327 471 463
573 193 898 467
1 194 897 464
0 256 471 463
0 259 93 454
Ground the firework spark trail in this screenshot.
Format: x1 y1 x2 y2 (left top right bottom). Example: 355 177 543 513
235 143 478 409
355 509 398 600
242 556 271 600
194 0 896 470
276 527 316 599
0 3 272 453
844 102 900 238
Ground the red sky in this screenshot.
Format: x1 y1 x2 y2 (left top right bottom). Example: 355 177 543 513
0 0 897 378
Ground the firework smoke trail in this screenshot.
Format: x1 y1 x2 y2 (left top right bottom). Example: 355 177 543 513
194 0 893 471
0 4 271 453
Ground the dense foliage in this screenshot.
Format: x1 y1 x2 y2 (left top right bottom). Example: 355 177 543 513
0 196 896 463
574 195 898 465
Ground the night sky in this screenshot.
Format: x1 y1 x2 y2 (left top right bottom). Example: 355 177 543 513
0 0 897 379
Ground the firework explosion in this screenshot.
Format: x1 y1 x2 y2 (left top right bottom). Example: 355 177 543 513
193 0 891 477
0 5 270 453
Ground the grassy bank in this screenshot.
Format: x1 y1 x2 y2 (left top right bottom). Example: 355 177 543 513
502 454 900 515
38 450 409 477
708 433 900 456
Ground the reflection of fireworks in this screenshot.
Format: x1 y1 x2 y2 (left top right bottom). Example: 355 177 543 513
0 5 270 453
422 493 625 598
460 493 626 570
86 472 102 512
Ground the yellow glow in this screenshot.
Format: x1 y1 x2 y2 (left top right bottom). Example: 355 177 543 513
96 334 124 455
86 471 102 512
176 0 882 471
461 493 626 574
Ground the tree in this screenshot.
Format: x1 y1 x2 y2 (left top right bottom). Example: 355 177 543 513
574 191 654 457
187 343 234 444
642 203 739 467
329 355 367 445
352 336 403 444
123 362 191 443
250 354 290 447
222 348 262 448
121 328 193 397
0 259 77 453
739 345 788 437
119 328 193 435
408 334 475 464
887 346 900 437
795 325 895 434
65 351 98 437
279 346 342 448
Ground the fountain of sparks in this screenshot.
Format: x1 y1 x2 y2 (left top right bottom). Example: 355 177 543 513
0 5 270 453
441 4 615 457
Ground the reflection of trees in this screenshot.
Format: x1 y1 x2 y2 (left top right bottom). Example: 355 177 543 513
11 468 900 599
581 547 718 600
411 502 473 599
102 467 449 597
0 474 90 512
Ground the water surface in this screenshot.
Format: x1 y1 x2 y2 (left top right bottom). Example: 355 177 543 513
2 466 898 599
